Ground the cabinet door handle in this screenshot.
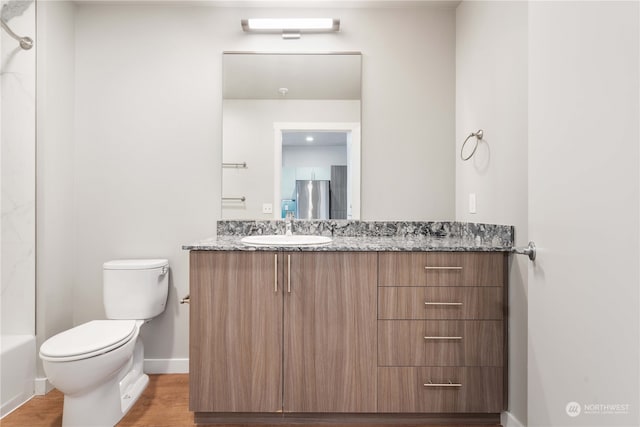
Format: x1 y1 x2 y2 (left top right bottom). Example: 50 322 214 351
423 381 462 388
424 302 463 306
274 254 278 293
424 336 463 340
287 254 291 293
424 266 463 270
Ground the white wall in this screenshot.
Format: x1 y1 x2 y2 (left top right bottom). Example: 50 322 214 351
71 3 456 364
283 145 347 169
455 2 528 426
223 99 357 219
528 2 639 426
358 6 454 220
1 0 36 336
73 4 219 365
35 0 77 379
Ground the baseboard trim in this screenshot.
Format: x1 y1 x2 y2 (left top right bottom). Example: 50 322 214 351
33 361 188 394
34 377 54 396
501 411 525 427
144 358 189 374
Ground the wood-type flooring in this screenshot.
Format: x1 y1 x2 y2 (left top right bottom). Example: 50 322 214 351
1 374 502 427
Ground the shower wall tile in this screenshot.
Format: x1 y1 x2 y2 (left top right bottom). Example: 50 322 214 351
1 1 36 335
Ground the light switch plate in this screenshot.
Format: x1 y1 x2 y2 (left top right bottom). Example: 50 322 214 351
469 193 477 214
262 203 273 214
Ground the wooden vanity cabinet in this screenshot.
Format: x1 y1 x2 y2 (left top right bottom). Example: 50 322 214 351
189 251 377 416
377 252 507 414
190 249 507 422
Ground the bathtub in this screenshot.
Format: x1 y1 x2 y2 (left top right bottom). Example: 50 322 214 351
0 335 36 418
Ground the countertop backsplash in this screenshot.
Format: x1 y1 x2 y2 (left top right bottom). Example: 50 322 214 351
189 220 516 252
218 220 513 244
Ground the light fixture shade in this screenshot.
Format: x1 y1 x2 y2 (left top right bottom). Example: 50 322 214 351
241 18 340 34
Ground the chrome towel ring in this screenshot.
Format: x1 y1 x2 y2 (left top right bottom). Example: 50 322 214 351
460 129 484 161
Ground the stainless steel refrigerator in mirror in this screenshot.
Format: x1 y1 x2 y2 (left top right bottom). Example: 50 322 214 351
295 180 330 220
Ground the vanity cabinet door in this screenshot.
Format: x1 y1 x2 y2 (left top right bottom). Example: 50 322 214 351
283 252 378 412
189 251 283 412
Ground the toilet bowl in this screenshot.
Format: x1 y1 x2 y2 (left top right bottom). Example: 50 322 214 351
40 320 146 426
39 259 169 427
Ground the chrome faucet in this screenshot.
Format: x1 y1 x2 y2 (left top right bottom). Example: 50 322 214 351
285 211 295 236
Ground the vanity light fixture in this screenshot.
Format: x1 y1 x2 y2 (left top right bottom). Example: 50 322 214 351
241 18 340 39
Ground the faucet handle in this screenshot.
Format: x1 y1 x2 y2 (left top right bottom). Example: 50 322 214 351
284 210 294 236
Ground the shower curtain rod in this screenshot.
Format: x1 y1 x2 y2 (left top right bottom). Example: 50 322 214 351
1 18 33 50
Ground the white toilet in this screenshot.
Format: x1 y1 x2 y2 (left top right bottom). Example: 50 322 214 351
39 259 169 427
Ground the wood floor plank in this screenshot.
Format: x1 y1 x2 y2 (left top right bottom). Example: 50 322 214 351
0 374 502 427
0 387 63 427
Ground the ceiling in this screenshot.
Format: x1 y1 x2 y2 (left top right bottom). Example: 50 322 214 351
282 131 348 147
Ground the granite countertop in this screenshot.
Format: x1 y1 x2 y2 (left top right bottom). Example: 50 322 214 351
182 220 514 252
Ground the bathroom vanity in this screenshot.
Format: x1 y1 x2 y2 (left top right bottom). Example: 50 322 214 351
183 221 512 425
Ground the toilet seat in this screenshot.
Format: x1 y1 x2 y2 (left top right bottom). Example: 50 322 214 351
40 320 137 362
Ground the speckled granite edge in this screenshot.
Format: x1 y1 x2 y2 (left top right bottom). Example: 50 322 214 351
216 220 514 247
183 235 513 252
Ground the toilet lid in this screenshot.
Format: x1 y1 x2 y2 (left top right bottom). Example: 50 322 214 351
40 320 137 361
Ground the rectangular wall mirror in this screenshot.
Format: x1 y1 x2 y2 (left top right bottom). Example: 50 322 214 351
221 52 362 220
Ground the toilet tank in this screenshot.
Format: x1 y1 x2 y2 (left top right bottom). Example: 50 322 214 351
103 259 169 320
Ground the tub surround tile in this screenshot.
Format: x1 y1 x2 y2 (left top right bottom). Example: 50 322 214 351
183 221 514 252
1 3 36 337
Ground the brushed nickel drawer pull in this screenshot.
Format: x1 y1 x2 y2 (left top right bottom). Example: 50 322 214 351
287 254 291 293
423 381 462 388
424 302 463 306
424 266 463 270
274 254 278 293
424 336 463 340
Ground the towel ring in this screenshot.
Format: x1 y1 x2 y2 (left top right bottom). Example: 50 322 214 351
460 129 484 161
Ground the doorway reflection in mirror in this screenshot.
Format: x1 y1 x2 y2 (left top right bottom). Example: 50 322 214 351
281 130 349 220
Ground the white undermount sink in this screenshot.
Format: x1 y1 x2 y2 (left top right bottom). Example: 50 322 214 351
240 235 333 247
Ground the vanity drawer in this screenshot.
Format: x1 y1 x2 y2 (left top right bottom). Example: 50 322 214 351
378 320 503 367
378 286 503 320
378 252 505 287
378 367 503 413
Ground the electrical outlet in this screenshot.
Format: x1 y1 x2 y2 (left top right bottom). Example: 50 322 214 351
262 203 273 214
